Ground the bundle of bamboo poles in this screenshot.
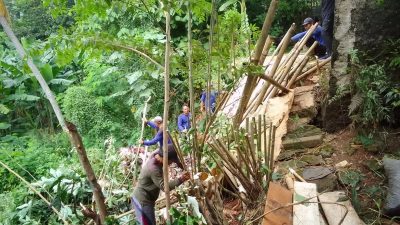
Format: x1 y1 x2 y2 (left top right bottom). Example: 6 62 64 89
206 115 276 205
240 22 332 120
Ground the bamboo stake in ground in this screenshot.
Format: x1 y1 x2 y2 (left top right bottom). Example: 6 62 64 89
162 1 172 222
0 4 107 223
187 1 198 174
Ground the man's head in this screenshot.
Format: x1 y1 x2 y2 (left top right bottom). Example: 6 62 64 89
302 17 314 30
153 116 163 127
154 145 183 168
182 105 189 115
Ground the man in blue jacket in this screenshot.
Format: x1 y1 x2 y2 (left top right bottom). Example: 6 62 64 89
140 116 172 150
291 17 327 58
177 105 191 133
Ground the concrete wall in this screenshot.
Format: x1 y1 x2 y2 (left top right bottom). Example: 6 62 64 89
322 0 400 132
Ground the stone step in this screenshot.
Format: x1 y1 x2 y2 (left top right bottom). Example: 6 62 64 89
283 134 324 150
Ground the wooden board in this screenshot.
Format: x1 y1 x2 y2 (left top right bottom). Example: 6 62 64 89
262 182 293 225
293 181 320 225
318 191 366 225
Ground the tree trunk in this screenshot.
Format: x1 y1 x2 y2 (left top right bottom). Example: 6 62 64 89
162 1 172 223
0 14 107 224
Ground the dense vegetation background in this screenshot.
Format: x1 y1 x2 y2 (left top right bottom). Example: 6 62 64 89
1 0 399 224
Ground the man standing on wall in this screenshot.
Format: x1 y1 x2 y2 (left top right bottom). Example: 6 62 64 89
321 0 335 57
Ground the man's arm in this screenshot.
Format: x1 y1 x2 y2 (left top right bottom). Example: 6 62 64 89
147 121 158 129
143 132 162 146
151 169 182 191
291 31 307 42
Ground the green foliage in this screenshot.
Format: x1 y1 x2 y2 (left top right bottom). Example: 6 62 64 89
170 207 202 225
347 46 400 127
0 133 70 193
62 86 112 138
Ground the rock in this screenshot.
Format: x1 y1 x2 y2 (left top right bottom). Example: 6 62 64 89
286 125 323 139
325 158 334 165
291 85 317 118
308 173 338 192
303 166 335 180
346 144 361 156
335 160 350 169
300 155 325 166
283 134 324 150
276 159 308 174
277 149 307 161
287 117 312 133
317 145 335 158
362 159 382 172
365 143 381 153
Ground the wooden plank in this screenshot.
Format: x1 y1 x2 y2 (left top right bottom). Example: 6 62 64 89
262 182 293 225
318 191 366 225
293 181 320 225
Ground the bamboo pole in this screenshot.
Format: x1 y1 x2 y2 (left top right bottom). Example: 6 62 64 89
259 35 273 66
234 0 278 127
295 57 331 82
162 2 171 221
244 24 294 117
206 0 216 120
286 41 318 88
187 0 198 174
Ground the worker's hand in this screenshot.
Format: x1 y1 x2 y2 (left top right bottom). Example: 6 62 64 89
138 139 144 145
179 171 190 183
142 117 148 124
182 129 187 133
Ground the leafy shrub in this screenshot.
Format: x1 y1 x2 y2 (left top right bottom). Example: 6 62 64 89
0 133 70 193
348 48 400 128
62 86 114 140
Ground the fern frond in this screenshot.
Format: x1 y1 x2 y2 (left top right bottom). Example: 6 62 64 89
348 92 363 116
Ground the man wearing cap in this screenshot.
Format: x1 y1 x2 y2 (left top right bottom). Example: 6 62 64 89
200 87 218 113
177 105 191 133
291 17 327 58
132 145 190 225
140 116 172 149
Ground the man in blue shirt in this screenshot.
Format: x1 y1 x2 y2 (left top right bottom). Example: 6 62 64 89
177 105 191 133
291 17 327 58
140 116 172 150
200 89 218 113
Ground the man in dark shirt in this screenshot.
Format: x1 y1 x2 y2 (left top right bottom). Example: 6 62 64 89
177 105 191 133
132 145 190 225
321 0 335 57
